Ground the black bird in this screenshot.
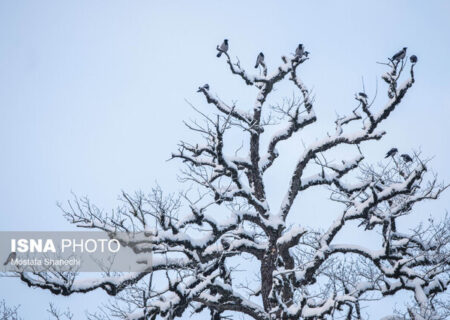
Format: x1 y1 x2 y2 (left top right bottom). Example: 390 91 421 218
197 84 209 92
295 44 304 58
3 252 16 266
254 52 264 68
410 55 418 63
385 148 398 158
392 47 407 61
358 92 368 99
216 39 229 58
401 154 413 162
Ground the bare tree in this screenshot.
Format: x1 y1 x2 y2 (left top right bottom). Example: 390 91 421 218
0 300 22 320
47 303 74 320
0 301 75 320
15 43 449 319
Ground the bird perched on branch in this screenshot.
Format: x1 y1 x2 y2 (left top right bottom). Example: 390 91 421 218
410 55 418 63
295 44 304 58
197 84 209 92
385 148 398 158
3 252 16 265
391 47 407 61
401 154 413 163
358 92 368 99
216 39 228 58
254 52 264 68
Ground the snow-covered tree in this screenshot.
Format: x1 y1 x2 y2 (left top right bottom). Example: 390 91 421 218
15 44 449 319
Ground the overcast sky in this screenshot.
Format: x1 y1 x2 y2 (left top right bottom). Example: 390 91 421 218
1 1 449 318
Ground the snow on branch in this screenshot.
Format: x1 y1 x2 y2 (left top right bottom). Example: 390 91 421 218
13 44 450 320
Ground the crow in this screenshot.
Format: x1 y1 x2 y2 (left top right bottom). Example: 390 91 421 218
254 52 264 68
392 47 407 61
197 84 209 92
295 44 304 58
410 55 418 63
216 39 229 58
358 92 368 99
385 148 398 158
401 154 413 162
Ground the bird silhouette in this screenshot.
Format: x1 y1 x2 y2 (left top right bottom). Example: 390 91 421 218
410 55 418 63
254 52 264 68
385 148 398 158
3 252 16 266
392 47 407 61
358 92 368 99
295 44 304 58
197 84 209 92
401 154 413 162
216 39 228 58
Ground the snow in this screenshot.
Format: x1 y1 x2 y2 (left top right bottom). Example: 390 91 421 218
277 225 306 245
